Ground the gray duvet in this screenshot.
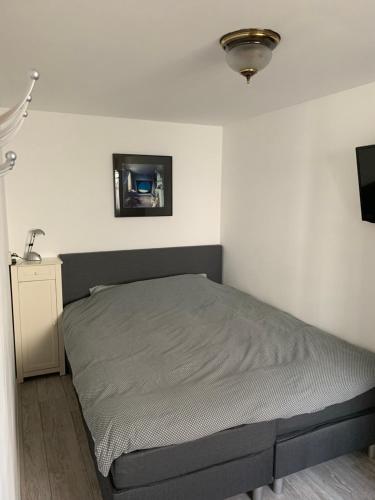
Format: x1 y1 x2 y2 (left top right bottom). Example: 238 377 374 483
62 275 375 476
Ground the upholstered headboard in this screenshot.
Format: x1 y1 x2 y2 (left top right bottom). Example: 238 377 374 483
59 245 222 306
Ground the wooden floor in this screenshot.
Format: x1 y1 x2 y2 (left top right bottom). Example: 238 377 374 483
19 375 375 500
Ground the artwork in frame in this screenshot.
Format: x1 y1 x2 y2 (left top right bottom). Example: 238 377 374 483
113 154 172 217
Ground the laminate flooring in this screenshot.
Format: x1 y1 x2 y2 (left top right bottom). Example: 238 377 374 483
19 375 375 500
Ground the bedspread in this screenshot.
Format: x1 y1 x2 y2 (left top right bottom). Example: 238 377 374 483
62 275 375 476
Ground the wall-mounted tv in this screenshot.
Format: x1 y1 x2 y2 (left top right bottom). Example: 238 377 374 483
356 144 375 223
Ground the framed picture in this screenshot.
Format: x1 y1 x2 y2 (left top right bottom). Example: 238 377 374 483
113 154 172 217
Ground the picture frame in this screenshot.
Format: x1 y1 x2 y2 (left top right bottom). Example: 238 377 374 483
113 154 172 217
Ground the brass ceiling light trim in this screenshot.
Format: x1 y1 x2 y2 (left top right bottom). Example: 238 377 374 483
220 29 280 49
220 28 281 83
239 68 258 84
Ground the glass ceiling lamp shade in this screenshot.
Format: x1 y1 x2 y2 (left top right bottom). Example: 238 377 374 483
220 29 281 83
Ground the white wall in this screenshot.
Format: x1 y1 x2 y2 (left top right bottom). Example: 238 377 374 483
221 81 375 352
5 111 222 255
0 178 19 500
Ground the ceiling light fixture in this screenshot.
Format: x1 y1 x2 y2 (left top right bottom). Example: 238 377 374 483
220 28 281 83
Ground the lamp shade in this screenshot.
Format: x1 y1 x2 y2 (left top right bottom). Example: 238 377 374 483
225 43 272 74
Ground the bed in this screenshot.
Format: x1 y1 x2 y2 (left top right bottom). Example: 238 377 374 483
60 245 375 500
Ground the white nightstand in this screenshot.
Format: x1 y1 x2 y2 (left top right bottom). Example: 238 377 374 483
10 257 65 383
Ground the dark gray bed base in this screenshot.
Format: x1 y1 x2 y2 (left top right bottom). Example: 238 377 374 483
274 409 375 481
85 423 273 500
60 245 222 305
97 451 273 500
60 246 375 499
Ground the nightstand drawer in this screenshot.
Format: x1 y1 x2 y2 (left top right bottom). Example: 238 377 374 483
18 265 56 282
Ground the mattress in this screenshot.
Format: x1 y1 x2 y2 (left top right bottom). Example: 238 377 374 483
109 388 375 489
62 274 375 476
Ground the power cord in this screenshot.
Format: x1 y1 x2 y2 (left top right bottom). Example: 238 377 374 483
11 253 24 265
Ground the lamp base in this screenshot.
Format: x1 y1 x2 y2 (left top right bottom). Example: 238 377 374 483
25 251 42 263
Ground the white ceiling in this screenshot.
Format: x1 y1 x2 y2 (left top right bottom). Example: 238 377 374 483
2 0 375 125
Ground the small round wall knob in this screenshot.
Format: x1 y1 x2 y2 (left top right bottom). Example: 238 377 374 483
5 151 17 165
26 95 32 102
29 69 40 80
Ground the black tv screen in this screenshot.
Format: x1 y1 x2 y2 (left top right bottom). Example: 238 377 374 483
356 145 375 223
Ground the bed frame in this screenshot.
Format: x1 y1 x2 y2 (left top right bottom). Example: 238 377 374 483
61 245 271 500
59 245 375 500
